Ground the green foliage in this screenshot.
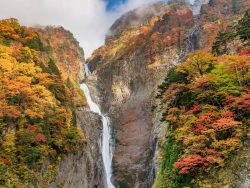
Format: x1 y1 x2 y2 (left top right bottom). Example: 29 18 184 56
23 147 44 168
212 9 250 56
25 38 44 51
211 64 242 95
117 181 126 188
157 68 189 96
154 136 192 188
212 30 236 55
47 58 60 75
0 164 8 185
237 9 250 44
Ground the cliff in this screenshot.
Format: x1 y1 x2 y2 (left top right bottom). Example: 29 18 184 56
86 0 250 187
0 19 103 187
0 0 249 187
36 26 85 82
152 0 250 187
87 1 196 187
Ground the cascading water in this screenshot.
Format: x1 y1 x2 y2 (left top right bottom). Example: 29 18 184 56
81 64 114 188
84 63 92 77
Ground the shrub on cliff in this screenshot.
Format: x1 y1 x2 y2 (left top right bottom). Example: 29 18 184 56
155 49 250 187
212 9 250 55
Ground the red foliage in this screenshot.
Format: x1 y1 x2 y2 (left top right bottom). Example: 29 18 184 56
28 125 37 134
227 93 250 110
221 111 235 117
192 113 215 134
239 49 250 56
35 133 46 144
54 120 65 126
174 154 208 174
186 104 201 114
210 118 241 130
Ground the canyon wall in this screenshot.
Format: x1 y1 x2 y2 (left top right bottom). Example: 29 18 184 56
87 1 195 187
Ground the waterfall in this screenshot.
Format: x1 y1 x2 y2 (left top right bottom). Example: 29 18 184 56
186 0 208 52
80 63 114 188
84 63 92 77
187 26 199 52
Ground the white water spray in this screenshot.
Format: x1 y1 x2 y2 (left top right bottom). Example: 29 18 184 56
81 64 114 188
84 63 92 77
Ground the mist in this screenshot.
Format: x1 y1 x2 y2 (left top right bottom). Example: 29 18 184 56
0 0 165 57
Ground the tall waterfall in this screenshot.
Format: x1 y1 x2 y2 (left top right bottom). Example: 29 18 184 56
81 64 114 188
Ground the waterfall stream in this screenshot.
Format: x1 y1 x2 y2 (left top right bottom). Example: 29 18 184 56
84 64 91 77
80 64 114 188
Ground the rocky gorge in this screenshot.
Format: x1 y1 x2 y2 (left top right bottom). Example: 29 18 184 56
84 0 250 187
0 0 250 187
86 0 206 187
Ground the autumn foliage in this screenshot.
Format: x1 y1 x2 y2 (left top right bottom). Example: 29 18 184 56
0 19 86 186
89 3 194 66
157 49 250 186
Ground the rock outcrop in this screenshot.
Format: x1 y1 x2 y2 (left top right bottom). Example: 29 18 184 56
36 27 105 188
36 26 85 82
107 1 168 40
50 108 104 188
91 52 167 187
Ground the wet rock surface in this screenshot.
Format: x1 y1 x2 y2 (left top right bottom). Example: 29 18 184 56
51 108 104 188
88 49 168 187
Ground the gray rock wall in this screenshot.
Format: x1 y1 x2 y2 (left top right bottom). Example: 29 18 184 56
50 107 104 188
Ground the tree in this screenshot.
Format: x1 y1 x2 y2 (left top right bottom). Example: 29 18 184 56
177 50 217 80
212 30 235 55
237 9 250 44
222 55 250 86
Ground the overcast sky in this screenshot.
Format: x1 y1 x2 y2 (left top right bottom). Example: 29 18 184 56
0 0 169 57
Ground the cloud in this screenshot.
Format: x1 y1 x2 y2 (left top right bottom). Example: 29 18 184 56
0 0 166 57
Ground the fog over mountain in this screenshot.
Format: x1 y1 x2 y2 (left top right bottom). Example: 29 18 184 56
0 0 168 57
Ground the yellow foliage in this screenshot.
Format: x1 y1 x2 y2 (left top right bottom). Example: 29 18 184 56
212 138 241 156
221 55 250 85
2 130 16 155
0 44 54 119
177 50 217 80
150 16 159 27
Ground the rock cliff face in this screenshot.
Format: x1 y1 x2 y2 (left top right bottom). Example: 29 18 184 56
87 1 197 187
92 52 167 187
36 27 105 188
50 108 104 188
36 26 85 82
87 0 250 187
107 2 168 40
